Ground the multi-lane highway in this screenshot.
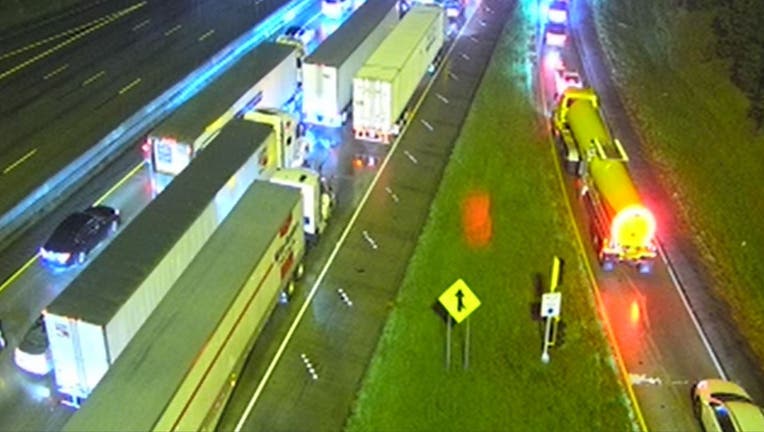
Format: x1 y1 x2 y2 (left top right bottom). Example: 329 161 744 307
1 0 762 430
537 0 764 430
0 0 300 248
0 2 356 429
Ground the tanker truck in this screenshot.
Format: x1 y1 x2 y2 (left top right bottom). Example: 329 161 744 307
552 87 657 273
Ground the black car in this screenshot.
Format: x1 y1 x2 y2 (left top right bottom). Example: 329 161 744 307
40 206 120 267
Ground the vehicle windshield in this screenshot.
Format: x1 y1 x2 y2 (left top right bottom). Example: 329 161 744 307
45 213 89 249
713 392 754 404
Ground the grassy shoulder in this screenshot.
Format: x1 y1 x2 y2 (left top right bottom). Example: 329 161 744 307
344 3 633 431
592 0 764 358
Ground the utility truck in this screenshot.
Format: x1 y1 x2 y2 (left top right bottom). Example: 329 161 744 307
353 5 445 143
552 88 657 273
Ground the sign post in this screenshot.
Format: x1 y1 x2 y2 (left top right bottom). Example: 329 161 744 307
540 256 563 363
438 279 481 370
446 315 452 369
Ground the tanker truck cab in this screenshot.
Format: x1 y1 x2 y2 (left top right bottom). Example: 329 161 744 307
269 168 335 245
552 88 600 174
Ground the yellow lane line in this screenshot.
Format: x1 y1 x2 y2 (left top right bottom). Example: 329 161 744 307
43 64 69 80
198 29 215 42
0 254 41 295
119 78 141 94
164 25 182 37
0 2 146 83
94 160 147 206
2 148 38 174
548 139 649 432
0 160 147 295
118 77 142 95
82 70 106 86
0 16 112 61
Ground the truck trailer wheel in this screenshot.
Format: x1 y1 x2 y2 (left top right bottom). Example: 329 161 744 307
280 280 296 304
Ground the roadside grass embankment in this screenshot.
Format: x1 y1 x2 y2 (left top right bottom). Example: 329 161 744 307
344 3 633 431
592 0 764 361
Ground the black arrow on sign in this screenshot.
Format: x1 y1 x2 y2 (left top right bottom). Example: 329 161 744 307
456 289 465 312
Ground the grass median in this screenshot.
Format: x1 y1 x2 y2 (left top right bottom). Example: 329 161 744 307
592 0 764 359
344 3 634 431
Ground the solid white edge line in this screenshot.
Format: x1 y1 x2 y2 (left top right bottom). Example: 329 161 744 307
233 6 486 431
657 240 727 379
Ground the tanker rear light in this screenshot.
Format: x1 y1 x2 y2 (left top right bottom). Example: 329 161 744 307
610 205 657 248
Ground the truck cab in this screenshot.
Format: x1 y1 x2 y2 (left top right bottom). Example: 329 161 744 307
242 108 309 169
269 168 334 243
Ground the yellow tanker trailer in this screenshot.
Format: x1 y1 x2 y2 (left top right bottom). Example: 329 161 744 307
552 88 657 273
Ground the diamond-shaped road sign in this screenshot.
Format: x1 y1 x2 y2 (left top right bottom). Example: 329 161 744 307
438 279 481 324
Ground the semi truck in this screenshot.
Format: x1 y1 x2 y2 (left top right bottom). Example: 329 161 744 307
353 5 445 143
63 181 306 431
43 122 278 406
270 166 334 242
301 0 399 126
552 87 657 273
146 42 303 192
229 118 334 240
242 108 308 169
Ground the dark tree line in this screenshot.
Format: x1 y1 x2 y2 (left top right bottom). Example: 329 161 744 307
679 0 764 127
704 0 764 128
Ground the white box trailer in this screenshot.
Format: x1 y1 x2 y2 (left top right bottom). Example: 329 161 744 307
63 181 304 431
43 122 277 406
353 5 445 143
301 0 399 127
148 42 299 178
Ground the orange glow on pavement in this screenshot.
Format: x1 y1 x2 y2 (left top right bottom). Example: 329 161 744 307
461 191 492 248
630 300 640 325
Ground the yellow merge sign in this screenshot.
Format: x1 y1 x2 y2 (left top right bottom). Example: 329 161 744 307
438 279 481 324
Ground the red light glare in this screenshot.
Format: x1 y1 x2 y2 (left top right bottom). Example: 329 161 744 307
461 191 492 248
